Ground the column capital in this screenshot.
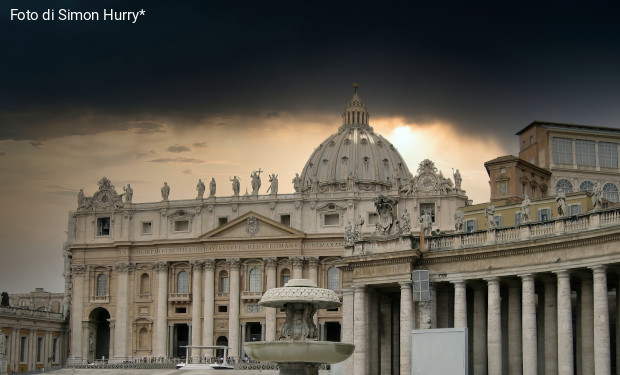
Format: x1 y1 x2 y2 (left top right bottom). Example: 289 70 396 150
398 281 412 289
290 256 304 268
189 260 204 271
518 273 535 282
354 285 366 293
306 257 319 268
203 259 216 270
485 277 500 285
115 262 136 273
263 257 278 269
72 265 86 275
553 269 571 279
451 280 466 287
153 262 168 273
590 264 606 274
226 258 241 269
341 288 354 296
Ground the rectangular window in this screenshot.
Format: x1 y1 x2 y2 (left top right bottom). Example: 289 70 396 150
97 217 111 236
568 204 582 216
20 336 27 363
515 212 522 226
599 142 618 168
498 182 507 196
530 135 533 146
175 307 187 314
220 276 229 293
552 137 573 164
141 222 152 234
218 217 228 227
538 208 551 222
575 139 596 166
465 219 477 233
531 186 536 198
420 203 435 223
217 305 228 313
324 213 339 226
494 216 503 228
37 337 43 362
174 220 189 232
280 214 291 226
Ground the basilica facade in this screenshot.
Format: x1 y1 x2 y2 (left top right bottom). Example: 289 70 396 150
62 88 620 375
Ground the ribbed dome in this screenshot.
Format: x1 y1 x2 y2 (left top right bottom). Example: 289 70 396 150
299 85 412 193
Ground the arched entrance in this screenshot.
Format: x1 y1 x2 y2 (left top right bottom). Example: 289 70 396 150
88 307 110 361
215 336 228 359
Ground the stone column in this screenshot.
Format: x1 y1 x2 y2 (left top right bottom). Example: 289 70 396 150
154 262 169 357
473 285 487 375
430 284 437 329
453 280 467 328
291 256 304 279
556 270 574 375
342 288 355 375
307 257 319 284
580 273 594 375
487 278 502 375
521 274 537 375
203 260 215 347
190 260 203 360
114 262 134 361
544 278 558 375
354 286 367 375
227 258 241 358
263 258 278 341
508 281 522 375
380 296 393 375
70 265 86 361
591 265 611 374
168 324 174 358
400 281 414 375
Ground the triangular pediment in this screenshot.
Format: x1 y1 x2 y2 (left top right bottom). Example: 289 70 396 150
200 211 305 240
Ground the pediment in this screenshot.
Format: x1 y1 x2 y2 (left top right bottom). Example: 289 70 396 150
200 211 305 240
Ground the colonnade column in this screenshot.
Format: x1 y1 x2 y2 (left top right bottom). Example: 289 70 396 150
544 278 558 375
154 262 169 357
114 262 133 361
263 258 278 341
70 265 86 361
203 260 215 347
580 273 594 375
521 274 537 375
307 257 319 284
453 281 467 328
399 281 413 375
291 256 304 279
341 289 354 375
556 270 574 375
190 260 203 360
227 258 241 358
354 286 367 375
507 281 522 375
591 265 611 374
487 278 502 375
473 285 487 375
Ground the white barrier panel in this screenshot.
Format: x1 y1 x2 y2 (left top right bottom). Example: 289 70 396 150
411 328 468 375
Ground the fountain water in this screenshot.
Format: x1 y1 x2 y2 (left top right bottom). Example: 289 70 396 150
244 279 355 375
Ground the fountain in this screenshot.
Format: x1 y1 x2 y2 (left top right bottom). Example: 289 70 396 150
244 279 355 375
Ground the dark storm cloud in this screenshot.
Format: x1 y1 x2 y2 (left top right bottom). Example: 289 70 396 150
30 141 43 149
3 0 620 147
193 142 208 148
0 152 5 156
149 157 204 164
167 145 190 153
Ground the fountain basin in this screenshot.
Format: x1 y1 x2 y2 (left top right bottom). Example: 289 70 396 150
244 341 355 364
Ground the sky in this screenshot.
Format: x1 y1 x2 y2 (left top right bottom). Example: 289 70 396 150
1 0 620 292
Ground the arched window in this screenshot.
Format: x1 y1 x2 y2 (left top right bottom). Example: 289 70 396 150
556 179 573 194
138 327 149 350
579 180 594 192
219 271 229 293
177 271 189 293
280 268 291 287
96 274 107 296
140 273 150 296
603 183 619 203
249 268 261 292
327 267 340 291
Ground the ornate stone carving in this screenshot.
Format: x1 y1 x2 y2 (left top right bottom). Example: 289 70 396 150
79 177 124 211
251 169 263 195
592 182 603 210
246 216 260 236
263 257 278 269
419 210 432 237
520 195 531 224
292 173 302 192
454 209 464 232
72 265 86 275
270 202 276 210
115 262 136 273
153 262 169 273
401 209 411 233
123 184 133 203
209 178 216 197
344 221 354 246
306 257 319 268
232 204 238 212
230 176 241 197
556 191 567 218
290 256 304 268
269 174 278 195
486 203 497 229
196 179 205 199
373 195 400 236
227 258 241 270
246 304 261 313
354 215 365 240
453 169 462 190
189 260 204 270
203 259 216 269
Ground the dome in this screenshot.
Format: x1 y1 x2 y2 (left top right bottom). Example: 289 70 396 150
299 85 412 193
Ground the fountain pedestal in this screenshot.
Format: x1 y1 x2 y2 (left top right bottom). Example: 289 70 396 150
243 279 355 375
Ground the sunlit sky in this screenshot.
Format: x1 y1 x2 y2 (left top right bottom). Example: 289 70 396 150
2 0 620 292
